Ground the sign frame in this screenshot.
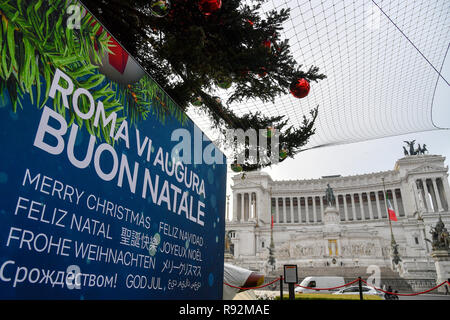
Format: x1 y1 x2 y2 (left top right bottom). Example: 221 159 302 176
283 264 298 284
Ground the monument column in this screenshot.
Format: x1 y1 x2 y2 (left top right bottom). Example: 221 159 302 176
391 189 400 218
422 179 433 212
367 192 374 220
290 197 294 223
412 180 425 212
282 197 287 223
226 195 230 221
351 193 357 220
233 192 238 222
432 178 444 212
240 193 245 222
312 196 317 223
305 197 310 223
257 189 263 221
250 193 256 221
275 196 279 223
286 197 291 223
359 193 365 220
283 197 288 223
320 196 324 222
441 176 450 208
375 191 382 219
255 191 260 221
298 197 302 223
343 194 349 221
247 193 251 221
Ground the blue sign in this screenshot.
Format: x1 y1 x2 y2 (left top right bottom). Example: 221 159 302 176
0 1 226 300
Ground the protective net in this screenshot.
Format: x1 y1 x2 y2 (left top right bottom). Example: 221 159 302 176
188 0 450 150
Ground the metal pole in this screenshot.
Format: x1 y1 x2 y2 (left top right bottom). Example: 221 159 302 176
358 277 363 300
280 275 283 300
288 283 295 300
447 279 450 295
382 178 401 265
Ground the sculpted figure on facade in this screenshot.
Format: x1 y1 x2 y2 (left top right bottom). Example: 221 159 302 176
364 243 376 256
403 140 428 155
404 140 416 155
293 244 323 257
325 184 336 207
316 245 326 257
277 244 290 258
427 216 450 251
416 144 428 155
340 244 349 257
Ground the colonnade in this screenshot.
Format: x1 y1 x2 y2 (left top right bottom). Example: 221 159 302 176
230 178 450 224
233 191 258 222
414 177 449 212
270 188 405 224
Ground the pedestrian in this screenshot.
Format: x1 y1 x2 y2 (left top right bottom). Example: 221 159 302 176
393 290 399 300
445 284 449 295
384 285 393 300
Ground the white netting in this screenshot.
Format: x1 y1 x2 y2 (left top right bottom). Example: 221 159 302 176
188 0 450 150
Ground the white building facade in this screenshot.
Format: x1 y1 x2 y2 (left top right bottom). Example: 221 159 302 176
226 154 450 289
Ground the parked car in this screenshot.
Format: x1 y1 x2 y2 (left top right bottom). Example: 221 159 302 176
295 276 345 294
332 285 384 298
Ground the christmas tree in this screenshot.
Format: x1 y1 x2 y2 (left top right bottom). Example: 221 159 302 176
82 0 327 170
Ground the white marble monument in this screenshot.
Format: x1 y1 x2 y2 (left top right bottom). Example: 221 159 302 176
226 153 450 291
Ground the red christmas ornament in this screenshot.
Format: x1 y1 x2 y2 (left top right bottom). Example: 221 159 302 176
89 18 145 84
290 78 310 98
263 40 272 49
198 0 222 16
257 67 268 78
107 38 129 74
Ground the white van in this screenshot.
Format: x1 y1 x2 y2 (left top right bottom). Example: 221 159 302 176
295 276 345 294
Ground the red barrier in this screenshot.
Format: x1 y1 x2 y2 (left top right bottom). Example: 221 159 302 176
224 277 282 290
294 278 360 291
224 277 450 297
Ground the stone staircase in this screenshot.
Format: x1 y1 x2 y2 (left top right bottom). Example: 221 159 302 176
262 266 414 293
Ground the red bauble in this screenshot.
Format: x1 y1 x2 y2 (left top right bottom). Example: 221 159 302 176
258 67 268 78
198 0 222 16
89 19 144 85
290 78 310 98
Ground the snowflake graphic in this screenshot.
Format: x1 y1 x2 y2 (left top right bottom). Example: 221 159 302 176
148 232 161 256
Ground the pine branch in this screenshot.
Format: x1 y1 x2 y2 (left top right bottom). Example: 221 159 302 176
82 0 328 170
1 0 183 146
